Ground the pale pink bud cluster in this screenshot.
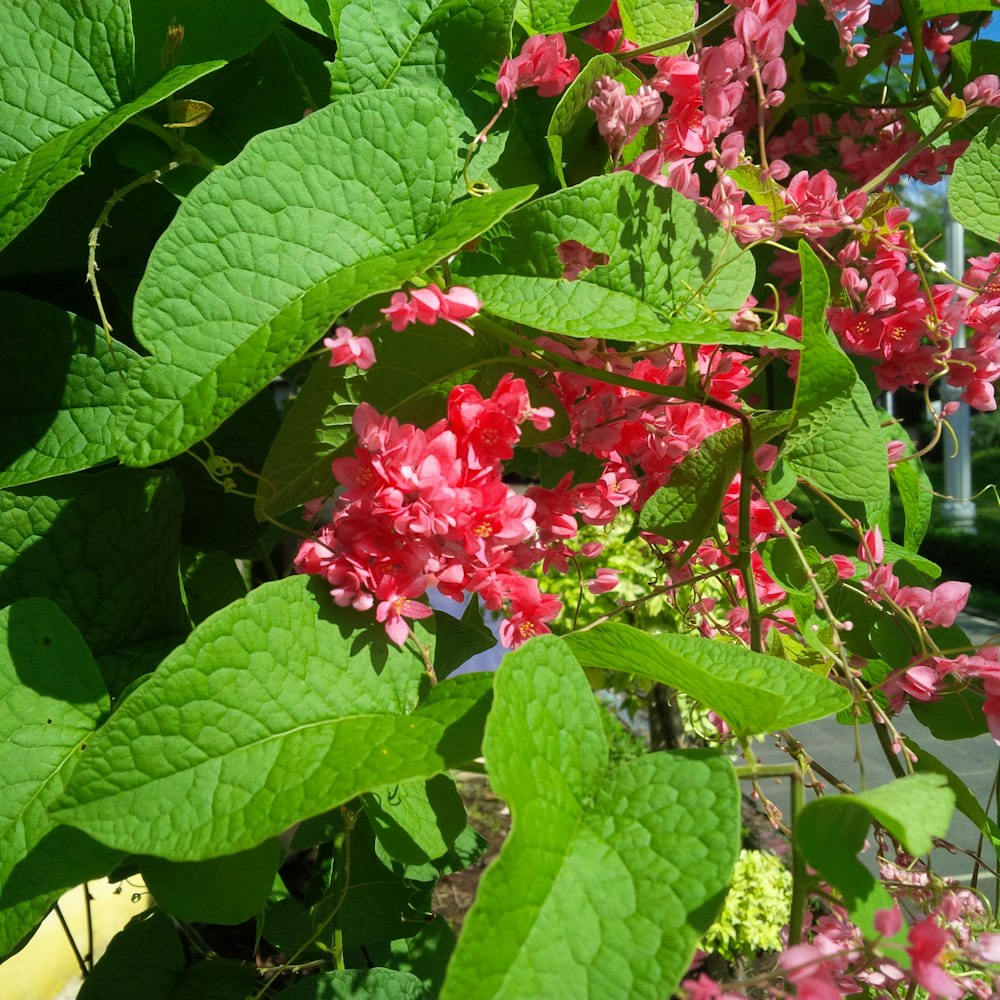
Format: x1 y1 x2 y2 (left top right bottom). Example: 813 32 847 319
588 76 663 162
963 74 1000 108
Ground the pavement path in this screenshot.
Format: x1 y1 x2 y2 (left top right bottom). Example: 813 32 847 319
751 607 1000 890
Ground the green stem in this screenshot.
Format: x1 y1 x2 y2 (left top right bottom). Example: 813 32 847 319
54 903 88 978
788 764 807 945
614 5 735 60
734 763 800 779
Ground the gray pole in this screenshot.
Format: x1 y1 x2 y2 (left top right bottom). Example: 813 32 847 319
940 194 976 533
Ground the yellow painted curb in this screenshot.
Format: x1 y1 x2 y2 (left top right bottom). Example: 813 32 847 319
0 879 149 1000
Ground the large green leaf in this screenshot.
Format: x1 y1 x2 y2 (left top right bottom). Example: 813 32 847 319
441 636 739 1000
950 119 1000 240
118 89 533 466
329 0 516 97
460 173 756 338
0 293 139 488
0 469 187 680
54 576 493 860
262 0 338 38
784 243 889 502
77 910 255 1000
142 839 282 925
619 0 695 49
0 0 222 251
131 0 283 92
916 0 998 14
0 599 119 958
280 969 427 999
515 0 609 32
796 774 954 937
565 624 851 736
0 468 188 692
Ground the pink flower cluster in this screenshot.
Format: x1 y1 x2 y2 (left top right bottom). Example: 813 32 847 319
855 527 1000 740
380 284 482 336
495 34 579 106
588 75 663 162
684 888 1000 998
828 219 1000 409
295 378 572 648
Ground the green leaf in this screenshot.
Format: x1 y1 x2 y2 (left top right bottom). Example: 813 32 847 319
118 89 534 466
619 0 695 50
0 293 139 488
390 916 457 995
432 603 497 679
330 0 516 97
142 839 283 924
280 969 428 999
262 0 338 38
0 0 222 250
461 173 756 338
54 576 492 860
132 0 283 92
638 412 789 554
180 549 248 625
441 636 740 1000
0 468 188 693
364 774 468 865
906 737 1000 849
564 624 852 736
77 909 255 1000
784 243 889 503
515 0 609 32
886 426 932 550
173 386 282 554
911 687 989 740
257 325 518 518
796 774 954 936
639 426 741 547
950 119 1000 240
916 0 998 15
0 599 119 958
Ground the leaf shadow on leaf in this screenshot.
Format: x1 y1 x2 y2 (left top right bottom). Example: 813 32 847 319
0 294 88 477
0 825 120 911
306 576 394 673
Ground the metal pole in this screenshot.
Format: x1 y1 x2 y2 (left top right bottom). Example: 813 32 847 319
941 193 976 533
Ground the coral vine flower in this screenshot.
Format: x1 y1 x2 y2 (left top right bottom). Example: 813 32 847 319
323 326 376 370
380 284 483 335
495 34 579 106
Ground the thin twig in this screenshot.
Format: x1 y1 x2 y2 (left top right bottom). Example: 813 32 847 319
54 903 88 979
87 159 186 372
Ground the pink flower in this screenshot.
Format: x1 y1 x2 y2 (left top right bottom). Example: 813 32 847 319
586 568 620 595
557 240 609 281
907 917 963 999
895 580 971 628
496 34 579 106
323 326 376 370
380 284 483 335
963 74 1000 108
374 578 434 646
